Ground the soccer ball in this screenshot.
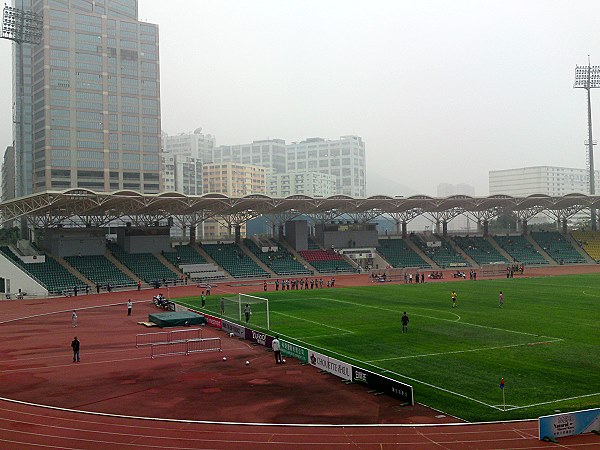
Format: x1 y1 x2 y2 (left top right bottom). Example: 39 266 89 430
282 359 286 364
245 360 250 365
229 332 234 337
222 357 227 361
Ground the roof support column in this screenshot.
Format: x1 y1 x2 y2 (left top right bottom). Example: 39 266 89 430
483 220 489 237
402 221 407 239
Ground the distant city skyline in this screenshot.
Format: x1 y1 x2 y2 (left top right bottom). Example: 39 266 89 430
2 0 600 197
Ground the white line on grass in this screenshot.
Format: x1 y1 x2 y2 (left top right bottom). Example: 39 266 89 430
367 339 563 363
271 310 354 334
503 392 600 411
296 332 354 340
271 331 502 411
310 296 562 340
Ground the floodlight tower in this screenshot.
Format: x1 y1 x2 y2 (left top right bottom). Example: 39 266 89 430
1 4 43 200
574 57 600 230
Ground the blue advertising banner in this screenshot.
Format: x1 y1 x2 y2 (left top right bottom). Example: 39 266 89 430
539 408 600 440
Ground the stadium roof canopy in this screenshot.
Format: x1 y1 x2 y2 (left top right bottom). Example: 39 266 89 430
1 189 599 228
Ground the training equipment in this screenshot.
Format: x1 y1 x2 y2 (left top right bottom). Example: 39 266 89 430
222 356 227 361
150 337 222 359
136 328 203 348
220 293 270 329
148 311 206 328
245 360 250 365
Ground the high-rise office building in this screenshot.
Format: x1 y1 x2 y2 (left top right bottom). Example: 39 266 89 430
286 136 366 197
207 139 286 175
1 147 15 201
163 128 215 161
12 0 161 196
161 152 202 195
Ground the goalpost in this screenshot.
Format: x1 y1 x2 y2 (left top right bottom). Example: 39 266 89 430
219 293 270 330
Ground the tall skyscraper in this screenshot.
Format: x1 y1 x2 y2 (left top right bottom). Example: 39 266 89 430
12 0 161 196
286 136 366 197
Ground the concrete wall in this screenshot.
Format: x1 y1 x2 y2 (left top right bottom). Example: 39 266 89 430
0 253 48 297
116 227 171 254
316 225 379 249
285 220 308 251
43 229 106 257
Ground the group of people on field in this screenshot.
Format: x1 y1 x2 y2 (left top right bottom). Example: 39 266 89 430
269 277 335 291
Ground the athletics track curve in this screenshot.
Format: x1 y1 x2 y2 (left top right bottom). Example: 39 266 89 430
0 268 599 449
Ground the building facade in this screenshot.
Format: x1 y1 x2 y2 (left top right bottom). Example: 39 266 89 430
201 162 266 239
163 128 215 160
267 171 337 197
1 147 16 202
489 166 599 197
207 139 286 175
286 135 366 197
161 152 202 195
12 0 162 195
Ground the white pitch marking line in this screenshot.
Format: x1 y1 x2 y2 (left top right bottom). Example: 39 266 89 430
271 310 354 334
296 332 353 340
312 296 561 340
367 339 563 363
503 392 600 411
272 332 502 411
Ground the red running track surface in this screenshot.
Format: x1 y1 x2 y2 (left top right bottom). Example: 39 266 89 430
0 270 599 449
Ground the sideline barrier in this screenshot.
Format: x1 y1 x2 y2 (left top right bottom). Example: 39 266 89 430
539 408 600 440
188 308 414 404
150 337 221 359
136 328 203 348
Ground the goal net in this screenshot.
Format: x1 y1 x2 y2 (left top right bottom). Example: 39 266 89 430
219 293 270 330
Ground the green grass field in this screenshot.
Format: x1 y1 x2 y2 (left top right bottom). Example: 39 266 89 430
177 274 600 422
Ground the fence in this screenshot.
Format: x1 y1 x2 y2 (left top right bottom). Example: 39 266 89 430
136 328 203 348
150 337 222 359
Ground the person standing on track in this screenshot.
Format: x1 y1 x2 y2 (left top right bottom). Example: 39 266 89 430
71 336 80 363
272 335 282 364
127 299 132 316
71 310 78 327
451 290 457 308
401 312 409 333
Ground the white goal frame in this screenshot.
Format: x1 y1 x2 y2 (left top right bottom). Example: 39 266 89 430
221 293 270 330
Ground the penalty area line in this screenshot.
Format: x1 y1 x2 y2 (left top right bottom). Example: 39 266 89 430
271 310 354 334
367 339 564 363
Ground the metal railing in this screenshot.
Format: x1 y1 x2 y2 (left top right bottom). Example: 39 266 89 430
150 337 221 359
136 328 203 348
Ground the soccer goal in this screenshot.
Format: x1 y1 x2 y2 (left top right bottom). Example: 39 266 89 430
220 293 270 330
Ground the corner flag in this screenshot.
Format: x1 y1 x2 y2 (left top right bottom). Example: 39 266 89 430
500 377 505 389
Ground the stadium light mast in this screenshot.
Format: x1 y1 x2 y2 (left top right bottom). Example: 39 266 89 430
1 4 43 200
574 56 600 230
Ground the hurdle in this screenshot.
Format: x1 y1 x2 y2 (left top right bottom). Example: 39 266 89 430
136 328 203 348
150 337 222 359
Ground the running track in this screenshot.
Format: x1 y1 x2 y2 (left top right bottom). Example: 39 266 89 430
1 269 599 449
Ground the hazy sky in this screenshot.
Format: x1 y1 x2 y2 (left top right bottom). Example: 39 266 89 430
1 0 600 196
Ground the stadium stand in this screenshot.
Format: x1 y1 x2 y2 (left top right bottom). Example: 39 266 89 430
451 236 508 265
201 242 269 278
307 238 321 250
571 230 600 262
298 249 354 273
244 239 309 276
410 234 469 268
65 255 135 288
163 245 206 267
107 243 179 284
376 238 430 268
530 231 587 264
0 246 87 294
492 235 548 265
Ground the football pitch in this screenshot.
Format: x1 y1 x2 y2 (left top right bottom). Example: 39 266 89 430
177 273 600 422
